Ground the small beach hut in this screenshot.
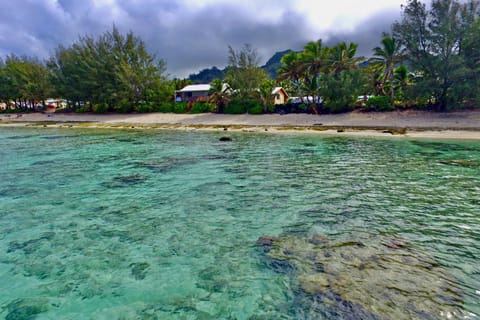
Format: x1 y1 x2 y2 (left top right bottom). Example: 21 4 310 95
272 87 289 105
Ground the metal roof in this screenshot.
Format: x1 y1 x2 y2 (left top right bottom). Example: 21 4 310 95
176 84 211 92
272 87 288 96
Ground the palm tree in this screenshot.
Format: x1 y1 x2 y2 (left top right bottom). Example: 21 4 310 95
298 40 329 104
301 40 328 73
328 42 363 74
277 51 305 101
371 36 403 105
208 78 230 113
258 80 275 113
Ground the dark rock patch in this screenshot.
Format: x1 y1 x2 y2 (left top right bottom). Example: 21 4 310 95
8 232 55 254
290 148 315 155
103 174 147 187
439 159 480 167
130 262 150 280
197 267 229 293
257 233 465 319
5 298 49 320
383 128 407 135
411 141 479 152
141 158 198 173
303 142 316 147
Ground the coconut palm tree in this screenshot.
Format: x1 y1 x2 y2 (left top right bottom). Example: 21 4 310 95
328 42 363 74
277 51 305 101
371 36 403 105
298 40 329 105
258 80 276 113
208 78 230 113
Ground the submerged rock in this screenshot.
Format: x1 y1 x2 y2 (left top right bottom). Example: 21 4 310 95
113 174 146 185
141 157 199 173
102 174 147 187
439 159 480 167
130 262 150 280
5 298 49 320
7 232 55 254
257 234 464 320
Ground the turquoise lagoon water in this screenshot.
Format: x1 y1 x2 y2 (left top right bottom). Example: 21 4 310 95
0 127 479 319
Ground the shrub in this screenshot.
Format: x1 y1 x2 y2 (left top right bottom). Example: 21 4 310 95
134 102 155 113
156 102 174 113
173 102 188 113
223 97 246 114
0 108 22 114
320 69 367 113
274 103 312 114
247 103 263 114
323 99 353 113
190 102 214 113
223 102 245 114
75 106 91 113
223 97 264 114
266 103 275 113
365 96 393 112
93 103 109 114
243 98 263 114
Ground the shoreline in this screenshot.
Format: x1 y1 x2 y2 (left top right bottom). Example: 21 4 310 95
1 110 480 140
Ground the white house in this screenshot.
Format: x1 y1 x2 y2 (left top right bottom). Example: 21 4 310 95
175 84 211 102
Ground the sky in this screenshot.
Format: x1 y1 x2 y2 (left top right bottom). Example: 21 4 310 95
0 0 408 78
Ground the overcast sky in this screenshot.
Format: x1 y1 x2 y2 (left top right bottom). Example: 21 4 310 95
0 0 408 77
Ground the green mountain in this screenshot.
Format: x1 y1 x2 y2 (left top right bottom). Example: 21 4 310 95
261 49 293 79
188 50 293 83
188 66 226 84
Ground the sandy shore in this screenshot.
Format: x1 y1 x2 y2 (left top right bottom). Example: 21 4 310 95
1 110 480 140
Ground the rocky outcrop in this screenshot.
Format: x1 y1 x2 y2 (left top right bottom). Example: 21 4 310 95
257 233 464 319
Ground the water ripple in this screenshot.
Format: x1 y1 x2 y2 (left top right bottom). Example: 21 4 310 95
0 128 479 319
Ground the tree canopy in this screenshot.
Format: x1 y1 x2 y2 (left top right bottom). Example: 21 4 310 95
277 41 367 112
392 0 480 109
1 0 480 114
47 26 171 112
0 55 52 109
225 44 269 101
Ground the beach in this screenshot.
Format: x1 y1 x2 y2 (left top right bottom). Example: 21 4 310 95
1 110 480 139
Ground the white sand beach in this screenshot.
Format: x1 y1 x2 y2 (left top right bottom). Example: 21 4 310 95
1 110 480 140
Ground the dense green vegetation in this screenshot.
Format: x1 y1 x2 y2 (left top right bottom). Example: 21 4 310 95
392 0 480 110
0 27 173 113
0 0 479 114
0 56 53 110
48 27 172 113
276 0 480 112
222 44 271 113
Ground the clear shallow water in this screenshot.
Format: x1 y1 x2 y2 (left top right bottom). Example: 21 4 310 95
0 127 479 319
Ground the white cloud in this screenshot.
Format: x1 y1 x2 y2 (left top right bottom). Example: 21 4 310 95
294 0 406 33
178 0 406 31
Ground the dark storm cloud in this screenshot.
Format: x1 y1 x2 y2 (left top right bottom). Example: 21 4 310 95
323 9 401 57
148 5 311 77
0 1 63 57
0 1 401 77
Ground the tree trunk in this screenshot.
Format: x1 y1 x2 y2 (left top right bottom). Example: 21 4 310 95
438 78 449 111
389 69 395 106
